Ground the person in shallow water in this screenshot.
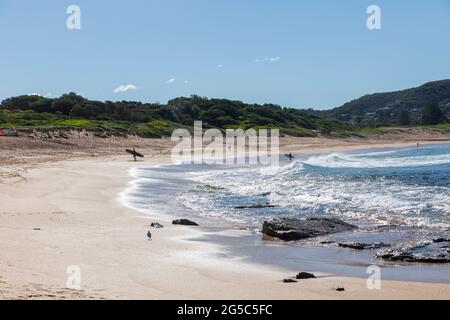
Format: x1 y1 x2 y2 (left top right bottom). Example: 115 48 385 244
285 153 294 161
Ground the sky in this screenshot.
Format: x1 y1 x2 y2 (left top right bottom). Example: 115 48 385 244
0 0 449 109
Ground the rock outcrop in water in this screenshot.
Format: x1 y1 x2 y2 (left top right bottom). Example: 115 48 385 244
235 204 276 209
262 217 357 241
433 238 450 243
338 242 390 250
377 241 450 263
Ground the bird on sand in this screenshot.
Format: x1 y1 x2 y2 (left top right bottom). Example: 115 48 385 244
147 231 152 240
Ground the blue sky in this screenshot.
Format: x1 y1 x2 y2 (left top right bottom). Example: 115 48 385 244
0 0 449 109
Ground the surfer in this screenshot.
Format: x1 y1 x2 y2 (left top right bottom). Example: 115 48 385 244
126 148 144 162
286 153 294 162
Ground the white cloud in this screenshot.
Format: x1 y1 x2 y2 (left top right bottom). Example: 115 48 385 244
114 84 137 93
166 78 176 84
184 80 192 84
27 92 42 97
255 56 281 63
217 64 223 68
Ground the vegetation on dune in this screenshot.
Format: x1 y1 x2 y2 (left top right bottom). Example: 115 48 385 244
1 80 449 138
0 93 353 137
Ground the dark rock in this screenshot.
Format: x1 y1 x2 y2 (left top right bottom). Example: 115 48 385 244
339 243 365 250
147 231 152 240
377 241 450 263
283 279 298 283
151 222 164 229
433 238 450 243
172 219 199 226
235 204 276 209
338 242 390 250
379 253 450 263
296 272 316 280
334 287 345 292
262 217 357 241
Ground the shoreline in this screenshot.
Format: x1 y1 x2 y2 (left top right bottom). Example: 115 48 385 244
1 138 450 299
122 141 450 285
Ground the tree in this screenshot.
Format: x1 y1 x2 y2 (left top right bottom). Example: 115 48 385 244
398 108 411 126
421 100 446 125
31 97 53 113
1 95 40 110
70 105 91 118
51 93 82 115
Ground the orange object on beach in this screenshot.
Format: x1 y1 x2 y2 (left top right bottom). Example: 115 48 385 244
0 128 18 137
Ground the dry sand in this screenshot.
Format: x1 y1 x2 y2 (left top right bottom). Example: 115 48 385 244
1 134 450 300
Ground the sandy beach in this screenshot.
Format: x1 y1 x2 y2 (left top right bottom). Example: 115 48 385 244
1 134 450 300
3 0 450 302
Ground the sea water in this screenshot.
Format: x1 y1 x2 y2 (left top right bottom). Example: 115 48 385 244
178 144 449 229
123 144 450 282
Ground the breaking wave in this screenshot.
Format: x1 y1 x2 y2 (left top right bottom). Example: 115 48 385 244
177 144 450 229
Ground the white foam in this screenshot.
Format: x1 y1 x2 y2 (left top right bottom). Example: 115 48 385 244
123 145 450 230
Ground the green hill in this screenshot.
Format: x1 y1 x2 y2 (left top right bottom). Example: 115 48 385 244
321 80 450 126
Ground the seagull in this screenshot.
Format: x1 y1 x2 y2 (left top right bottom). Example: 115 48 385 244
147 231 152 240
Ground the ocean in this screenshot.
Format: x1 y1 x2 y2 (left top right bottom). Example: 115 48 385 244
179 144 450 228
123 144 450 282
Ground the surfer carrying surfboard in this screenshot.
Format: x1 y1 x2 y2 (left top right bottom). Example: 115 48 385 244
285 153 294 162
126 148 144 162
